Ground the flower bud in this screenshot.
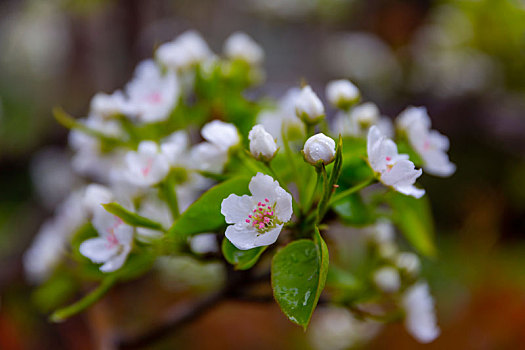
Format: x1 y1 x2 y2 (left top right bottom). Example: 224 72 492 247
223 32 264 66
350 102 379 128
396 252 421 276
295 85 325 123
373 266 400 293
326 79 360 109
303 133 336 165
248 124 278 161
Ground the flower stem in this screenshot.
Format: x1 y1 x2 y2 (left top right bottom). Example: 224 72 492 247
306 167 322 214
329 177 376 206
50 275 118 322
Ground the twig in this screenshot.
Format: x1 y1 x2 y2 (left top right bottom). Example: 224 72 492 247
115 270 270 349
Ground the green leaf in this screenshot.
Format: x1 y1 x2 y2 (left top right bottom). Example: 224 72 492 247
271 227 329 329
326 265 361 292
32 271 78 313
168 176 251 238
328 135 344 189
386 192 436 257
221 239 267 270
103 203 165 231
332 193 373 225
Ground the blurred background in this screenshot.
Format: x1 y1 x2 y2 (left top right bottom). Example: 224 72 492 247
1 0 525 349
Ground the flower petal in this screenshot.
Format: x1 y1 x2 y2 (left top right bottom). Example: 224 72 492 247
79 237 118 263
225 224 259 250
221 194 254 224
248 172 280 203
253 224 283 248
100 245 131 272
381 159 422 188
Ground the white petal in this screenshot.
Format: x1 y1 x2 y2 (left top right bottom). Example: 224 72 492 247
79 237 119 263
248 172 280 203
221 194 254 224
403 282 440 343
253 224 283 248
274 187 293 222
225 224 259 250
395 185 426 199
100 245 131 272
381 159 422 187
201 120 239 150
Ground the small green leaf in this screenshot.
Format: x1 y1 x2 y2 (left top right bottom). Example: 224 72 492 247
386 192 436 257
168 176 251 238
32 271 78 313
221 239 267 270
271 227 329 329
103 203 165 231
326 265 361 292
328 135 344 190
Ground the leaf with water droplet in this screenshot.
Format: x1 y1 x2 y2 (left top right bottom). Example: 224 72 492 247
221 238 267 270
271 227 329 330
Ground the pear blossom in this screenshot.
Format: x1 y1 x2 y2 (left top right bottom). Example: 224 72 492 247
189 233 219 254
396 107 455 177
82 184 113 214
125 60 179 123
295 85 325 123
221 173 292 250
396 252 421 276
373 266 401 293
223 32 264 65
402 282 440 343
124 141 170 187
303 133 336 165
325 79 360 109
365 219 395 245
201 120 240 151
331 102 393 138
367 126 425 198
90 91 129 118
136 194 173 241
309 307 381 350
248 124 277 161
156 30 213 70
257 88 305 145
80 208 133 272
190 121 240 173
24 190 86 283
160 131 189 166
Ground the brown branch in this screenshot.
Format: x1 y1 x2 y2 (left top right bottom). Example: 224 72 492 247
115 270 270 349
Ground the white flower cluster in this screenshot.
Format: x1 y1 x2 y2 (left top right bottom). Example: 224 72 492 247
365 220 440 343
25 30 262 279
24 31 451 346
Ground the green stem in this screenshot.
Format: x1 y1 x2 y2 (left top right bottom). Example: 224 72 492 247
329 177 376 206
316 164 330 223
160 175 180 219
306 168 322 214
50 276 118 322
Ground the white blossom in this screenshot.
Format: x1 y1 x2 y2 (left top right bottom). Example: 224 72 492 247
136 194 172 241
123 141 171 187
402 282 440 343
326 79 360 109
373 266 401 293
90 91 129 118
201 120 240 151
309 307 381 350
156 30 213 70
160 131 189 167
125 60 178 123
82 184 113 214
221 173 292 250
303 133 336 165
24 191 86 283
365 219 395 245
396 107 456 177
257 88 305 145
396 252 421 276
80 208 133 272
223 32 264 65
350 102 380 127
331 102 392 138
295 85 325 123
367 126 425 198
190 142 228 173
189 233 219 254
248 124 277 161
